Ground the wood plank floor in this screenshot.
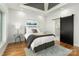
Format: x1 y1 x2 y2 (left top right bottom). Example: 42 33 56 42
60 42 79 56
3 41 26 56
3 41 79 56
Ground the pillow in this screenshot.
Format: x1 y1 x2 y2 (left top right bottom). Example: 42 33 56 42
26 27 33 33
32 29 38 33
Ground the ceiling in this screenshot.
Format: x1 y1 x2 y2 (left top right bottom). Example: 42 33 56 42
48 3 59 10
6 3 66 14
24 3 59 11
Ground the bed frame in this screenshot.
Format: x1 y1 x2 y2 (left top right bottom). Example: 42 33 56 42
33 41 55 53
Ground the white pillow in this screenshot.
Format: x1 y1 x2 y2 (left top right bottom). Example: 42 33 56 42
26 27 33 33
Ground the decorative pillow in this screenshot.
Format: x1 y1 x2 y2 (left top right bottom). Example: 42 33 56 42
32 29 38 33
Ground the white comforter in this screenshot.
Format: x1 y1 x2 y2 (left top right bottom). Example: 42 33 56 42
31 36 55 50
24 32 44 40
24 33 55 50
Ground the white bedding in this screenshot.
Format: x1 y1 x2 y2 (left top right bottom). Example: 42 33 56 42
24 27 43 40
24 33 32 40
24 32 44 40
31 36 55 50
24 28 55 51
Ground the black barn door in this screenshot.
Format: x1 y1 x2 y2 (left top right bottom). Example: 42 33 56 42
60 15 74 45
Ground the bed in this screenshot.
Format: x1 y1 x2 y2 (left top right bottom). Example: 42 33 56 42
24 27 55 52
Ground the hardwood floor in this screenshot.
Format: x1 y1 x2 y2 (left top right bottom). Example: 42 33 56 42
3 41 79 56
3 41 26 56
60 42 79 56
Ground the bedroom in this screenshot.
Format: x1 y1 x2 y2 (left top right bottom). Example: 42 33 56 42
0 3 79 56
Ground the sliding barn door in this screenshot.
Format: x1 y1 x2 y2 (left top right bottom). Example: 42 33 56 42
60 15 74 45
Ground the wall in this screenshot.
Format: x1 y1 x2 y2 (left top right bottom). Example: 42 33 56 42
2 3 79 55
7 8 46 43
0 4 8 55
46 3 79 46
7 3 79 47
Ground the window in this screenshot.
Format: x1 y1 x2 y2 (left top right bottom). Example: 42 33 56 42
0 11 2 43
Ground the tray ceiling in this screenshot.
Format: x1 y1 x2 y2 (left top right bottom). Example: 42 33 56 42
24 3 59 11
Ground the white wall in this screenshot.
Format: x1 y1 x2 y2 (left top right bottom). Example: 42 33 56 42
46 3 79 46
2 3 79 55
45 17 55 34
7 8 46 43
0 4 8 55
6 3 79 47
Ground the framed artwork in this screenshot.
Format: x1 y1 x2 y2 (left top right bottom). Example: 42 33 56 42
25 19 38 28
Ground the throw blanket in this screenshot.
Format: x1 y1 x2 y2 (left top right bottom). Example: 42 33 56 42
26 34 55 48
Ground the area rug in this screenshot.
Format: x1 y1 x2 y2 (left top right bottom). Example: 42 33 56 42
24 45 72 56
